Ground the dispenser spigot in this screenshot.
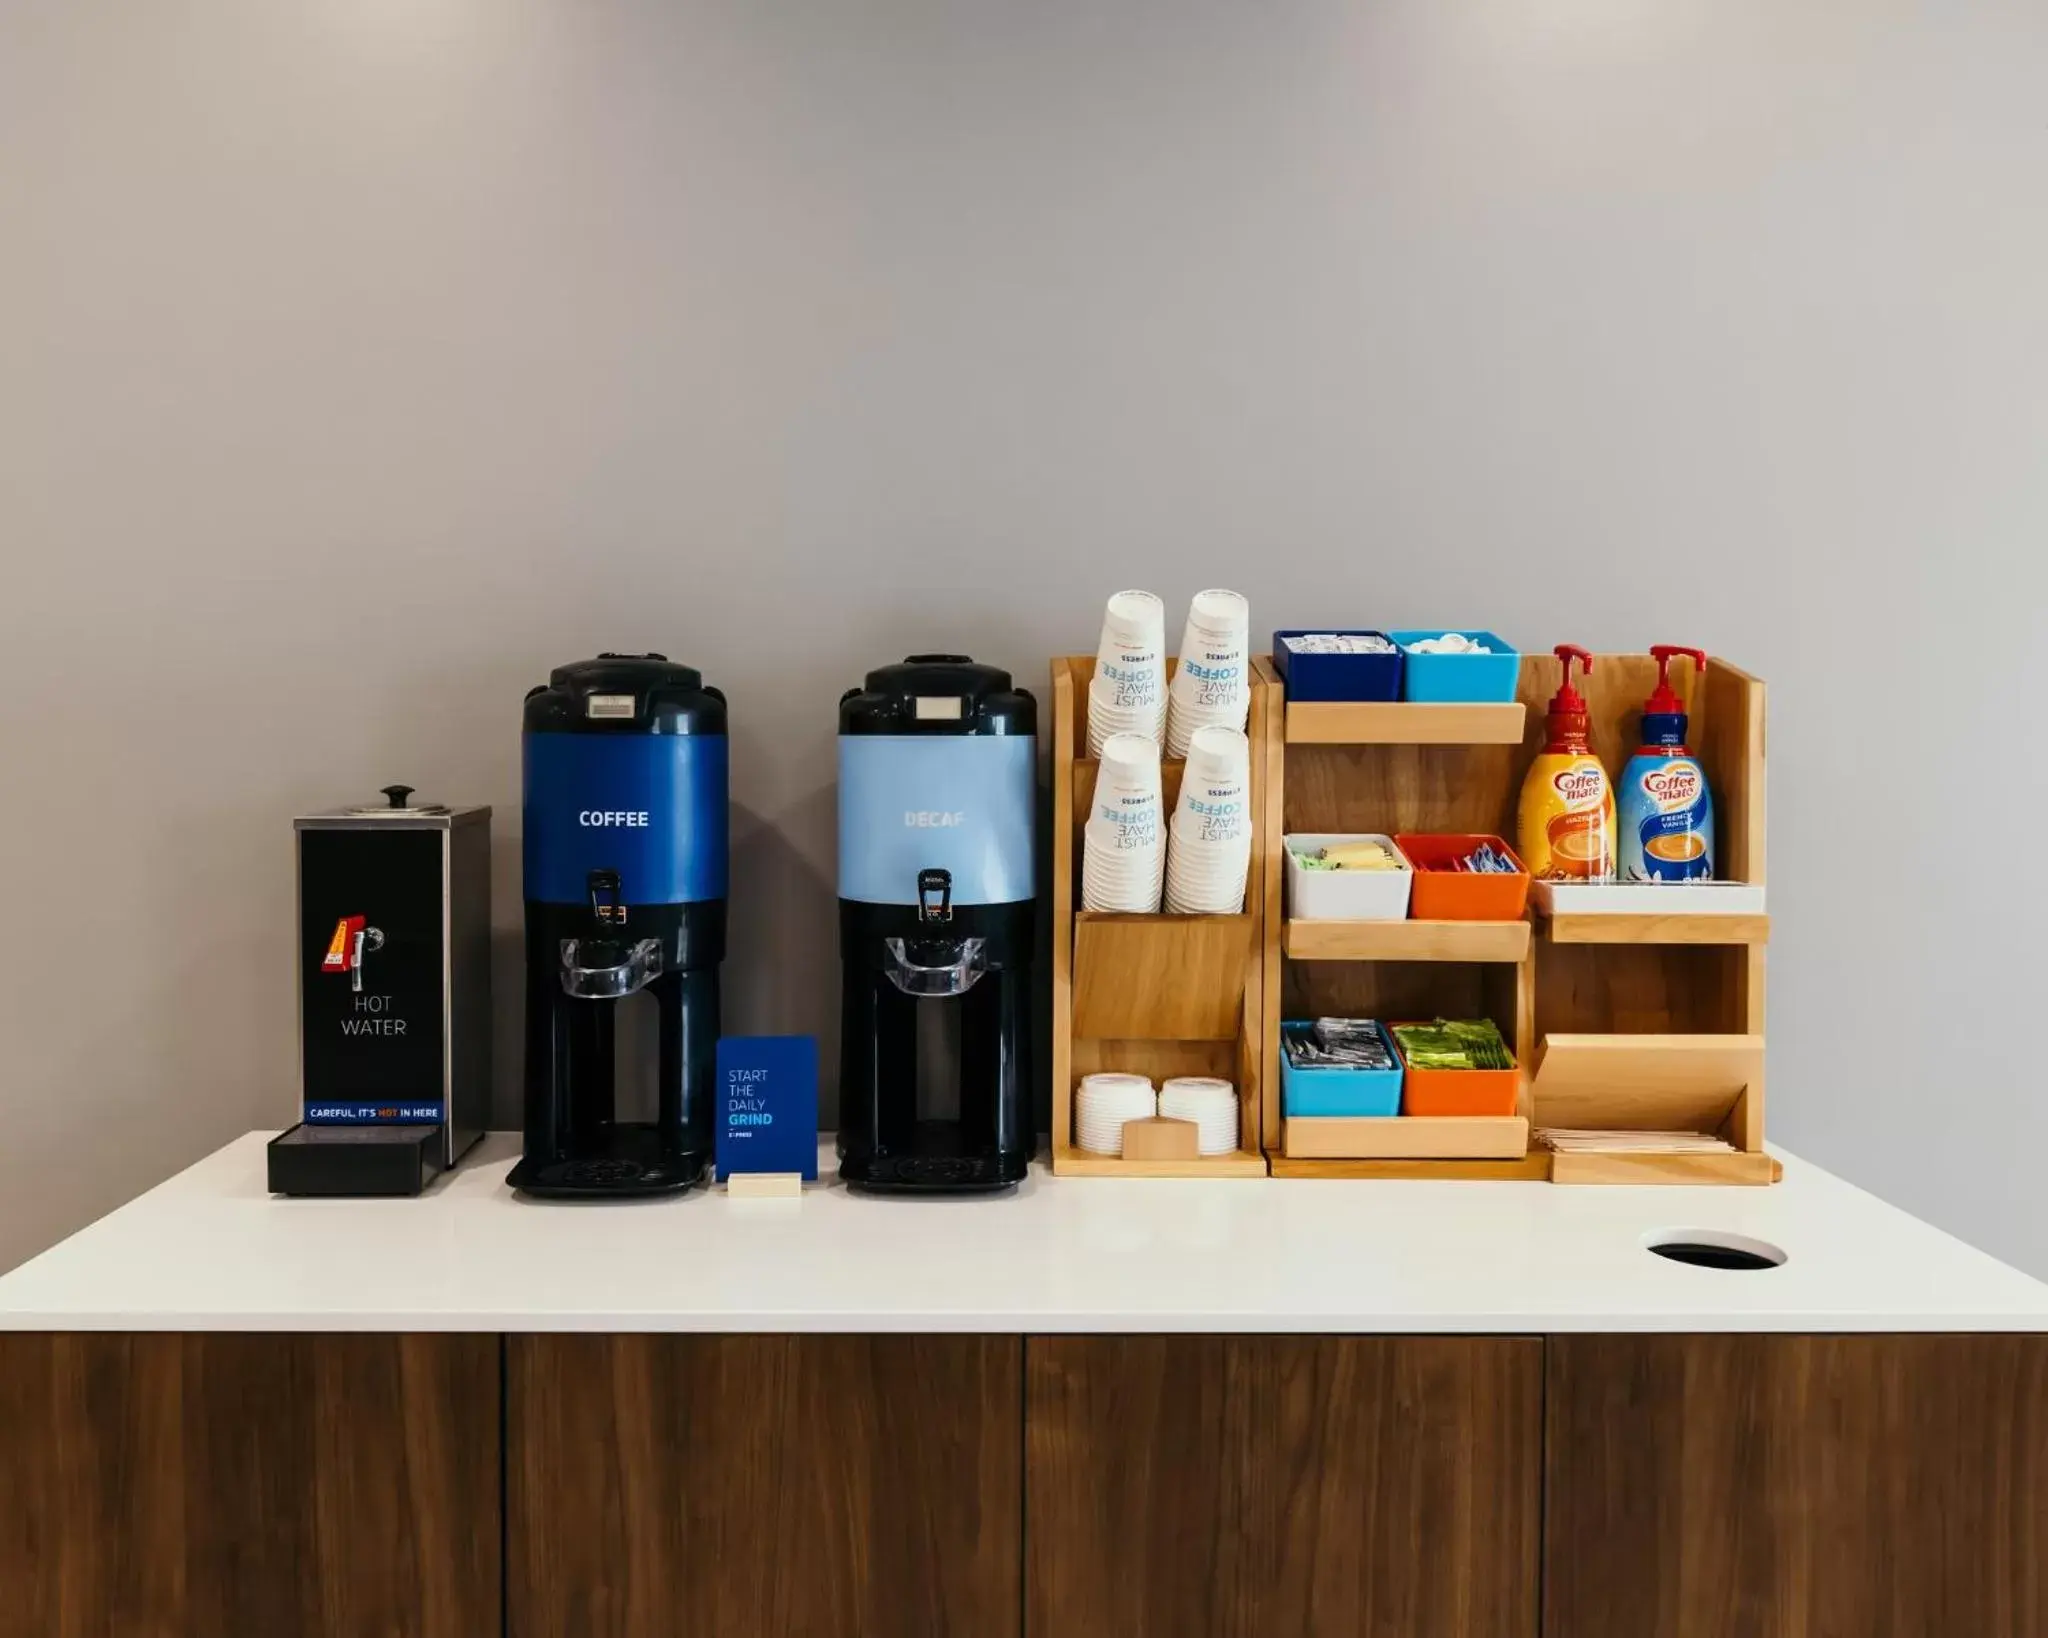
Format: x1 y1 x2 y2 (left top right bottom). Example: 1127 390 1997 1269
587 868 628 927
917 868 954 924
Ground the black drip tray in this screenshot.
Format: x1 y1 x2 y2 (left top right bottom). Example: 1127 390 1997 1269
552 1158 651 1188
508 1128 707 1198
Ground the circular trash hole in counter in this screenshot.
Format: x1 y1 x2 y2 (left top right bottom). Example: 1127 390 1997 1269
1643 1229 1786 1271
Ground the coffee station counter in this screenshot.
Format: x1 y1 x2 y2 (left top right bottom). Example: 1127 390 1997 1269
0 1134 2041 1333
5 1136 2045 1638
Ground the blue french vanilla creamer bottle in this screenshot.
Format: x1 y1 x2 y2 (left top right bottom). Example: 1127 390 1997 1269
1617 645 1716 881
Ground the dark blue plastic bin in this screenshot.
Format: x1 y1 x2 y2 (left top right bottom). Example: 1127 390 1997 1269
1388 630 1520 703
1270 630 1403 702
1280 1020 1404 1117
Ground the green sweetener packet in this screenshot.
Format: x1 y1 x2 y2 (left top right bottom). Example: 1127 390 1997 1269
1392 1019 1513 1071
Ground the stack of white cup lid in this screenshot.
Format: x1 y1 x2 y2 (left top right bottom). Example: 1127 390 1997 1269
1074 1073 1159 1155
1158 1077 1240 1155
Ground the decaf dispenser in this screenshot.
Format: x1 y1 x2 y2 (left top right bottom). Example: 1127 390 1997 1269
512 653 729 1197
836 655 1035 1192
267 786 492 1197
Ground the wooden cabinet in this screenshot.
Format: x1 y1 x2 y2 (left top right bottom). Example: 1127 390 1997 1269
7 1329 2045 1636
1026 1335 1542 1637
507 1334 1021 1638
1543 1335 2048 1638
0 1333 500 1638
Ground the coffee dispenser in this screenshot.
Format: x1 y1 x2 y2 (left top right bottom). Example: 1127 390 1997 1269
836 656 1034 1192
511 654 729 1197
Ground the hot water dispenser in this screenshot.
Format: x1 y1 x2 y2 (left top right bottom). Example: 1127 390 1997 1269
267 785 491 1197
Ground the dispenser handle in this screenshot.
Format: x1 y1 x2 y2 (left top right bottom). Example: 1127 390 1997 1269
1650 644 1708 682
917 868 954 924
1553 644 1594 686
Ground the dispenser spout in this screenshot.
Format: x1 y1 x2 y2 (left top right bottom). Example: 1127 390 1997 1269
917 868 954 924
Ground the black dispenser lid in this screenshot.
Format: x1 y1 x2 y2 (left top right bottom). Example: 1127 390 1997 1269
840 654 1035 737
525 653 726 735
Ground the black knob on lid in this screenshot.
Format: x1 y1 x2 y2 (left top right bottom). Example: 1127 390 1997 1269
381 784 416 809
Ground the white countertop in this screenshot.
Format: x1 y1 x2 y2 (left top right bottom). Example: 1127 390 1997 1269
1 1134 2043 1334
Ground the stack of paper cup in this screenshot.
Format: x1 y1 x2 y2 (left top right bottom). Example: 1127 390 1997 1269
1075 1073 1159 1155
1090 590 1168 754
1166 588 1251 756
1159 1077 1240 1156
1164 725 1253 914
1083 732 1166 912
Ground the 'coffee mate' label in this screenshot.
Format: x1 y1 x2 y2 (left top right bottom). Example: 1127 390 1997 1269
1619 756 1715 881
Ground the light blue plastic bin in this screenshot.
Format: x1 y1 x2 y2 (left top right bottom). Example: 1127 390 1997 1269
1389 630 1520 703
1280 1021 1403 1117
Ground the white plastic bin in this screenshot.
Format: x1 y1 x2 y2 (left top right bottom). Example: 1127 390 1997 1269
1284 834 1413 920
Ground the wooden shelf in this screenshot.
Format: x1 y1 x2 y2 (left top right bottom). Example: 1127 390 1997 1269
1542 911 1770 946
1285 700 1526 746
1268 1153 1554 1181
1265 651 1772 1187
1284 918 1531 963
1544 1149 1780 1186
1283 1115 1528 1161
1051 1145 1269 1179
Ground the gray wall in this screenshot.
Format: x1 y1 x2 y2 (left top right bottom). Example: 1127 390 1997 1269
3 0 2044 1276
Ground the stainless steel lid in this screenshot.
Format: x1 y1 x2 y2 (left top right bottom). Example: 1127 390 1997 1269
295 785 490 829
344 784 450 816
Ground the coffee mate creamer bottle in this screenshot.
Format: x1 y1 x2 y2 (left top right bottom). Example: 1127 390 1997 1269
1618 645 1716 881
1516 645 1616 882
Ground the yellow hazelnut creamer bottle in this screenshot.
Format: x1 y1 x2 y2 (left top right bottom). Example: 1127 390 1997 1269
1516 644 1616 881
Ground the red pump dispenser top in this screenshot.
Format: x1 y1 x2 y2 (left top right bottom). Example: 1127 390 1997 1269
1645 645 1707 716
1544 645 1594 749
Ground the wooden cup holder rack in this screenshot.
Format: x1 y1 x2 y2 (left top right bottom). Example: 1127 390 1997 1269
1050 649 1773 1185
1050 657 1271 1175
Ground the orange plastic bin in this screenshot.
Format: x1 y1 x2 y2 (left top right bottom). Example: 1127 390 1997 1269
1394 833 1531 921
1392 1021 1522 1116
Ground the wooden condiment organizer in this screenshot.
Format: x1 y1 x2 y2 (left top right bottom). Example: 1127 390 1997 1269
1050 657 1271 1176
1260 650 1775 1186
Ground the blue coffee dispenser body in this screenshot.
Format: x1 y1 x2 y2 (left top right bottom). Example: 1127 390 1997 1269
836 655 1035 1192
512 653 729 1197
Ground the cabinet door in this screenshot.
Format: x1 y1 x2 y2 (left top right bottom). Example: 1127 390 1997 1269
1027 1335 1541 1637
0 1333 501 1638
508 1334 1021 1638
1544 1335 2048 1638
